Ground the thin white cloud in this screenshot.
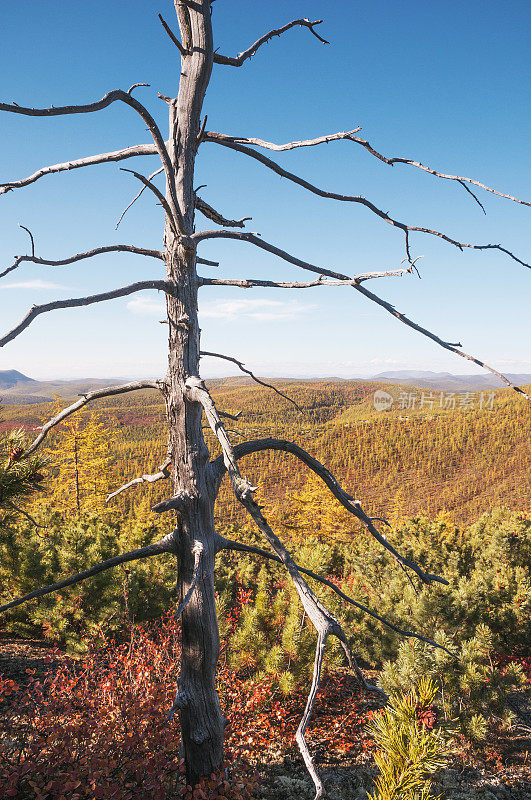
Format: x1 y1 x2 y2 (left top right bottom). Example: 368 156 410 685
200 298 316 321
126 295 165 315
0 279 68 290
127 295 316 322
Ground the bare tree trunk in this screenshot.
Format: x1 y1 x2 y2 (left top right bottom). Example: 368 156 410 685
2 1 529 795
163 0 223 782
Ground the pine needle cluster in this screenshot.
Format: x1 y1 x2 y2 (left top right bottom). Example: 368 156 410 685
223 566 343 693
0 413 47 528
367 677 450 800
379 625 526 741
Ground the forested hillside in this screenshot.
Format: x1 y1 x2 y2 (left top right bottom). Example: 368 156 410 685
1 379 530 799
2 378 529 526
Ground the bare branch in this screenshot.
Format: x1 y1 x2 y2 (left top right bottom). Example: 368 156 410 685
196 256 219 267
120 168 180 236
0 244 164 281
198 114 208 143
211 438 448 586
193 230 352 281
204 129 531 209
199 276 343 289
22 380 165 456
354 281 531 399
243 497 384 800
198 390 385 798
337 633 384 699
0 89 182 231
344 133 531 208
202 128 362 151
239 498 385 800
158 12 190 56
199 350 303 412
18 224 35 256
202 135 530 269
195 196 251 228
458 180 486 214
213 19 328 67
185 377 255 502
195 230 528 398
0 280 173 348
0 534 176 615
194 231 416 283
189 381 381 798
5 502 45 530
0 143 158 196
218 536 457 657
219 409 242 421
127 83 150 94
106 457 171 502
298 631 327 799
198 262 415 289
115 167 164 229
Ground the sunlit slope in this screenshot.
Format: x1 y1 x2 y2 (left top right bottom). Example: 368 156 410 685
2 379 529 525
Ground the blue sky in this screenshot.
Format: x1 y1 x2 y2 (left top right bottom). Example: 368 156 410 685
0 0 529 380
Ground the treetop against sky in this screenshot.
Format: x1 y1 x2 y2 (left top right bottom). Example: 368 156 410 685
0 0 529 380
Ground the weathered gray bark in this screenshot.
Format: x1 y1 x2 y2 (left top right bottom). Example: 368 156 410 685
161 1 224 781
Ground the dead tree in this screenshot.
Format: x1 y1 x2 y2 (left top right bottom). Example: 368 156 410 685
0 3 529 797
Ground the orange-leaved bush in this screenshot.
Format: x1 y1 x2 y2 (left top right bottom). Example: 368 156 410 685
0 611 258 800
1 605 368 799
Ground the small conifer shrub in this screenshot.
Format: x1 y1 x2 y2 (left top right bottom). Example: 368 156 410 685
378 625 527 741
367 677 450 800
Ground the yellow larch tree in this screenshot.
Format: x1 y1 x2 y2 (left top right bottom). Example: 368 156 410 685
45 400 112 515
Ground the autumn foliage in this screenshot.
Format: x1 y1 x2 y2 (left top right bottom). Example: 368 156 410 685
1 385 530 797
2 378 529 528
0 606 371 800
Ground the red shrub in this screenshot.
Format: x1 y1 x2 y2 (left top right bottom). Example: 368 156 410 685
1 609 366 799
494 654 531 683
415 703 438 730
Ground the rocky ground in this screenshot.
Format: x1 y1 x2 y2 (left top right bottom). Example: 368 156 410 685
254 723 531 800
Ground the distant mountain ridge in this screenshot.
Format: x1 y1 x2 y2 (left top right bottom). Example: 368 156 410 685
0 371 125 405
371 370 531 391
1 368 530 405
0 370 37 390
